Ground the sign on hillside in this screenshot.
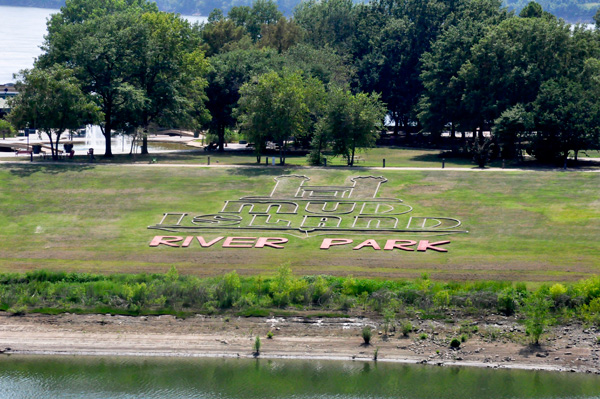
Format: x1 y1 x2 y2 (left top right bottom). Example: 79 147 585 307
148 175 467 251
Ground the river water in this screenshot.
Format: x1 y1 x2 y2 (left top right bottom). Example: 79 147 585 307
0 5 207 83
1 355 600 398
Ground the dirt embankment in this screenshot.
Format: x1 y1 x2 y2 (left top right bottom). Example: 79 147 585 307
0 312 598 373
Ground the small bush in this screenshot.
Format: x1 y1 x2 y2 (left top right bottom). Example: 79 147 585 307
362 326 372 345
420 333 428 340
460 334 468 343
373 347 379 361
253 336 261 354
267 330 274 339
450 338 461 348
401 321 413 337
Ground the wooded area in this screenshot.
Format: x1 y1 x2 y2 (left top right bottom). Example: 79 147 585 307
4 0 600 165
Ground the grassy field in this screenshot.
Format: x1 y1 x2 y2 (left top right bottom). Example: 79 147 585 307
0 163 598 282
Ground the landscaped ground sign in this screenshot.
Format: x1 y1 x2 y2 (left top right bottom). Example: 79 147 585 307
149 175 467 252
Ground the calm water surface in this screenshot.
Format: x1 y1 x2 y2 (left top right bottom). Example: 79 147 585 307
0 5 206 83
0 355 599 398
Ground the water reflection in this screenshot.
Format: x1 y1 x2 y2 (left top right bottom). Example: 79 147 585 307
0 355 599 399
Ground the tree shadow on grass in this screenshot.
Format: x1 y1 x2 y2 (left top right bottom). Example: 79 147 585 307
8 163 96 177
227 167 301 177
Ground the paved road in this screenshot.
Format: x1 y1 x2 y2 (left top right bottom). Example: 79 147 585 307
1 159 599 173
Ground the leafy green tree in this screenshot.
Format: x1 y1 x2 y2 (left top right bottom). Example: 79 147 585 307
39 9 150 157
519 1 544 18
135 12 210 154
201 19 250 56
8 66 100 160
522 294 552 345
205 48 283 152
258 17 303 53
229 0 282 42
530 77 600 163
318 87 385 166
457 17 573 132
236 69 322 164
419 0 509 141
283 44 352 86
353 0 454 133
39 0 210 157
493 103 532 160
294 0 357 53
0 119 16 140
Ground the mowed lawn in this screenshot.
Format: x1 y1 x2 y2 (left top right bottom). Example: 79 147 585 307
0 163 598 282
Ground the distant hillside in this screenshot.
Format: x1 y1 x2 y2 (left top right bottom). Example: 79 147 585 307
0 0 597 22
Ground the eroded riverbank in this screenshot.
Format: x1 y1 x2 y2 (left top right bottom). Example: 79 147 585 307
0 312 598 374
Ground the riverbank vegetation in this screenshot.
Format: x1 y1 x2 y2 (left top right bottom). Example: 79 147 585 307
5 0 600 167
2 267 600 336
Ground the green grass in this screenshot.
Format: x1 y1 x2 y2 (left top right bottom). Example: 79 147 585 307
0 163 598 282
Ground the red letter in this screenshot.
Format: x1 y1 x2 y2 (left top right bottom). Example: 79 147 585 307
416 240 451 252
255 237 288 249
149 236 183 247
196 236 224 247
222 237 256 248
181 236 194 247
384 240 417 251
320 238 353 249
353 239 381 250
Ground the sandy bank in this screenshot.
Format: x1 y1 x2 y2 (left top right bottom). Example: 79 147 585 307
0 312 598 374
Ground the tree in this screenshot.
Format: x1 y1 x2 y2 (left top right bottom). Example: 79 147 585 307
419 0 509 141
457 17 573 132
283 44 352 87
205 48 283 152
201 19 250 56
530 77 600 164
258 17 303 54
493 103 532 160
8 66 100 160
236 69 321 165
39 10 150 157
39 0 210 157
0 119 16 140
135 12 210 154
228 0 282 42
522 294 552 345
352 0 454 134
318 87 385 166
294 0 357 53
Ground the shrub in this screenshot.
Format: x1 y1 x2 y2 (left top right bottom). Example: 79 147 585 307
420 333 428 340
522 294 552 345
550 283 567 299
362 326 372 345
434 290 450 309
582 297 600 326
253 336 261 354
450 338 461 348
267 330 274 339
373 347 379 361
497 288 517 316
401 321 413 337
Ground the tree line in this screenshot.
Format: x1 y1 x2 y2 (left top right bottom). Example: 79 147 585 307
5 0 600 164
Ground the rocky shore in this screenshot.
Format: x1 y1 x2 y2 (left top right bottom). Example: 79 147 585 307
0 312 598 374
